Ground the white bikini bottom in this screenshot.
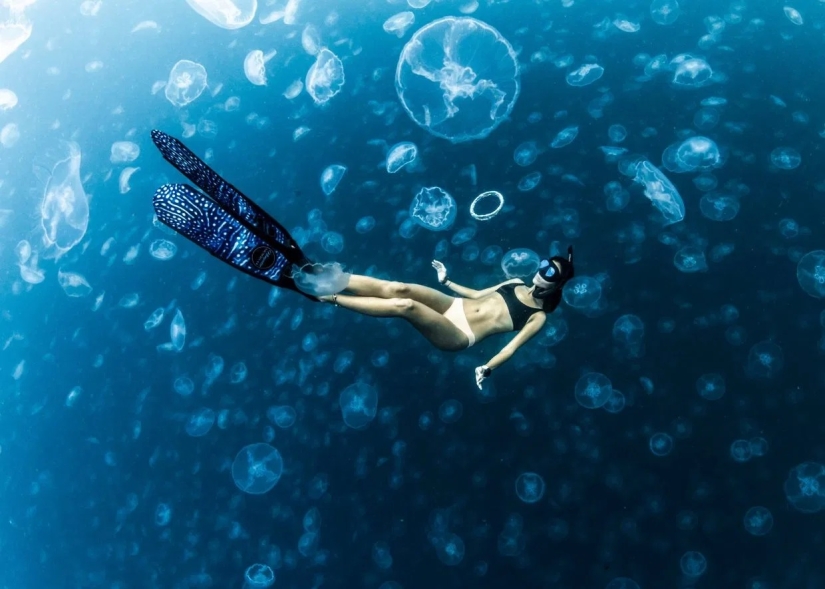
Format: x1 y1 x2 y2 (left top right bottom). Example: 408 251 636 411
443 298 475 347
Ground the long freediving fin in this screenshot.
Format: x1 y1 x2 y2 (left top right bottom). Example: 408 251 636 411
150 129 307 266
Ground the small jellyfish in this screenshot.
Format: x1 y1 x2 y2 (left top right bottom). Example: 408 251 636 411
608 124 627 143
306 48 345 105
699 194 740 222
144 308 164 331
110 141 140 163
149 239 177 260
243 49 276 86
0 89 18 111
154 502 172 526
612 314 644 346
0 123 19 148
566 63 604 87
745 340 783 379
671 55 712 87
743 506 773 536
650 0 680 25
649 432 674 457
432 533 465 565
517 171 542 192
267 405 297 428
632 160 685 225
320 164 346 196
680 551 707 577
165 59 208 108
550 125 579 149
438 399 463 424
695 373 725 400
574 372 613 409
185 408 215 437
784 462 825 513
409 187 457 231
783 6 803 25
339 382 378 429
562 276 602 309
229 362 247 384
515 472 545 503
57 270 92 297
797 250 825 298
605 578 641 589
730 439 752 462
303 507 322 533
386 142 418 173
355 216 376 234
186 0 257 29
770 147 801 170
500 248 540 278
173 376 194 396
119 167 140 194
231 443 283 494
244 563 275 588
383 11 415 37
372 541 393 569
321 231 344 254
673 246 707 273
169 309 186 352
513 141 539 166
602 389 626 413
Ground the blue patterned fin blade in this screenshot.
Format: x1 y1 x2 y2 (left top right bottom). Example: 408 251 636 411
150 129 305 265
153 183 296 289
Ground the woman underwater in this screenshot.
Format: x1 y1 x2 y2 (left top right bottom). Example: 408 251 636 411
150 130 575 389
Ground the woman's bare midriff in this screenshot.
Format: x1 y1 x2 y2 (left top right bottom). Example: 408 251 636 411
462 292 514 341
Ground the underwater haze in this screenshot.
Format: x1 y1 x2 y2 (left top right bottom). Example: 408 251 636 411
2 0 825 587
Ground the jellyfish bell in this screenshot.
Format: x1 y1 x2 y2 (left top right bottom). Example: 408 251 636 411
293 261 351 297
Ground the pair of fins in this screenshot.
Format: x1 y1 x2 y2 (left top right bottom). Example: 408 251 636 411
150 130 316 300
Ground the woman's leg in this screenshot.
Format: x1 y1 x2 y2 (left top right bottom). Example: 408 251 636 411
344 275 454 314
326 294 468 351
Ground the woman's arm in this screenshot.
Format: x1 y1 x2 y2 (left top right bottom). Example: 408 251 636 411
484 312 547 370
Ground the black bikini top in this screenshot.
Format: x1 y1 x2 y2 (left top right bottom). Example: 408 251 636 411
496 281 548 331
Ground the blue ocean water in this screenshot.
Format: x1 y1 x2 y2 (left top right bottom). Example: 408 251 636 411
1 0 825 588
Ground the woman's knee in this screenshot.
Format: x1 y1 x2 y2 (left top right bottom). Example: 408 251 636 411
389 297 416 315
386 281 412 298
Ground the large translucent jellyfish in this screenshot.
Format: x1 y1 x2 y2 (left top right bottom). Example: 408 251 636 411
37 141 90 257
170 309 186 351
409 186 457 231
632 160 685 226
566 63 604 87
386 142 418 173
110 141 140 164
796 250 825 298
0 88 17 110
320 164 346 195
663 136 722 172
395 17 520 143
165 59 208 107
500 248 540 278
57 270 92 297
0 3 33 65
231 443 283 494
243 49 276 86
305 48 345 105
293 262 351 297
383 11 414 38
185 0 257 29
339 382 378 429
650 0 680 25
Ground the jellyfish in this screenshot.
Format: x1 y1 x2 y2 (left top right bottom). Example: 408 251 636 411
57 270 92 297
339 382 378 429
796 250 825 298
632 160 685 226
386 142 418 173
320 164 346 195
165 59 208 107
383 11 414 37
409 187 457 231
37 141 90 257
566 63 604 86
185 0 257 29
231 443 284 494
500 249 540 278
306 48 345 105
244 49 276 86
395 17 520 142
293 262 351 297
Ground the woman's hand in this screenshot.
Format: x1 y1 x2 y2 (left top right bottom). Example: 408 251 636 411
474 365 491 389
431 260 448 284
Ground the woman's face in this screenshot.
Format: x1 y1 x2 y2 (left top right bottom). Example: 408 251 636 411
531 259 563 290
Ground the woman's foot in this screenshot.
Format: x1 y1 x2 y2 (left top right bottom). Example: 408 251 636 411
318 294 337 304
